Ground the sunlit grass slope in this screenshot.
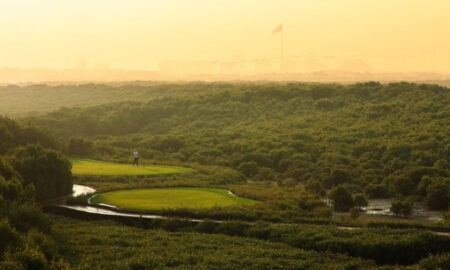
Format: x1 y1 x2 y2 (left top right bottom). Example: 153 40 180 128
70 158 193 176
90 187 257 210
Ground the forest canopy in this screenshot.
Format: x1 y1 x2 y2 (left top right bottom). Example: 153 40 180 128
25 82 449 208
0 119 73 268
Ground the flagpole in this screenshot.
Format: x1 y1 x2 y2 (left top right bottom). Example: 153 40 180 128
280 27 284 73
272 24 284 73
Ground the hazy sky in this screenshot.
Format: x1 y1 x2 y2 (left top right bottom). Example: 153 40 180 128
1 0 449 72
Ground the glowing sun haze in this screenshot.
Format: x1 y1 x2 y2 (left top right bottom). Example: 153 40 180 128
1 0 449 72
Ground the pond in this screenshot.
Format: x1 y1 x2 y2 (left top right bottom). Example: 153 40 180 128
326 197 443 221
362 199 443 221
72 184 96 197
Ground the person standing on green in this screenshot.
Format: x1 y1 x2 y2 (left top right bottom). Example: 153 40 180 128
133 149 139 167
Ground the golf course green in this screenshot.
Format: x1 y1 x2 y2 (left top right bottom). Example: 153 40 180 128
90 188 257 210
70 158 193 176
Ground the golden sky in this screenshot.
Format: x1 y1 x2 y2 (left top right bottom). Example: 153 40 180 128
1 0 450 72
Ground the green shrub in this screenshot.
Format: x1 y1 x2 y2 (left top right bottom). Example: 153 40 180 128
12 247 49 270
0 219 21 256
161 218 194 232
8 204 51 233
418 253 450 270
195 221 219 234
324 169 352 188
66 194 91 206
215 221 250 236
305 179 325 196
354 194 368 209
364 183 391 198
390 199 413 217
11 145 72 200
26 230 57 261
425 180 449 210
237 161 259 177
330 185 355 212
349 207 360 219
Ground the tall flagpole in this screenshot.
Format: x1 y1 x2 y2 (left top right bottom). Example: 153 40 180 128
280 26 284 73
272 24 284 73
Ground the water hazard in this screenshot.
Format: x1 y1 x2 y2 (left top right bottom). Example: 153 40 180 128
72 184 96 197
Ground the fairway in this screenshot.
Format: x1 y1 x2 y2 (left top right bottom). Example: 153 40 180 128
90 188 257 210
70 158 193 176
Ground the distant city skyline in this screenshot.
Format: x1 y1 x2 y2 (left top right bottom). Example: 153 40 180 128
1 0 450 73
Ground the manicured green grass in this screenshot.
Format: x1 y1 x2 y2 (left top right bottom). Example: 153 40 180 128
90 187 257 210
70 158 193 176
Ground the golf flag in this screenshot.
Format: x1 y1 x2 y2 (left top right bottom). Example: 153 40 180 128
272 24 283 35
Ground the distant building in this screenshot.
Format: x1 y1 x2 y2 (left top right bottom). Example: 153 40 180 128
282 59 298 73
254 59 272 74
159 61 217 74
219 62 237 74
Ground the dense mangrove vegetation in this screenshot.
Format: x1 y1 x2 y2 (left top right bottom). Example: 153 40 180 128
27 82 449 211
0 118 72 268
1 82 449 269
